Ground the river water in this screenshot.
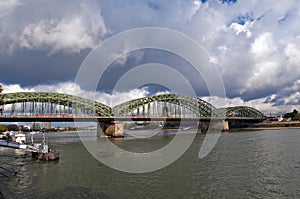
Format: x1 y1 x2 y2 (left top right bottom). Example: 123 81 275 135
0 129 300 198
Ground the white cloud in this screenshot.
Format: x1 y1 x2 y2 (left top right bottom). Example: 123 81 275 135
174 1 300 99
270 79 300 107
0 0 22 18
187 0 202 20
230 21 253 38
112 49 145 66
2 83 34 93
18 5 107 54
202 95 288 116
283 92 300 105
0 2 108 54
251 32 277 59
285 43 300 66
19 18 93 54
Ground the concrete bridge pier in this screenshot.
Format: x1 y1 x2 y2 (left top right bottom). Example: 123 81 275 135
200 120 229 132
200 121 210 133
97 121 124 138
223 120 229 131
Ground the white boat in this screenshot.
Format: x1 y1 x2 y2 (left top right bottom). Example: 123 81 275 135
31 131 41 134
0 140 27 149
182 127 192 131
14 133 26 144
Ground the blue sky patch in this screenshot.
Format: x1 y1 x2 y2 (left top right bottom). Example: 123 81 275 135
233 13 254 25
220 0 237 4
201 0 237 3
147 1 160 10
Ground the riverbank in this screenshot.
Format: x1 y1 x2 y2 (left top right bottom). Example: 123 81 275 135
136 123 300 132
229 121 300 131
230 127 300 132
249 121 300 128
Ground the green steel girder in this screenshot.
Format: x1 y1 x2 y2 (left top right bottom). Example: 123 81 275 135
0 92 112 116
217 106 264 118
0 92 265 119
112 93 217 117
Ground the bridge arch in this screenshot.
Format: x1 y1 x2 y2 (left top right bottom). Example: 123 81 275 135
217 106 264 118
0 92 265 119
112 93 217 118
0 92 112 116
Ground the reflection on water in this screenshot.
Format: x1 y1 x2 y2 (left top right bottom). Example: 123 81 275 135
0 148 32 198
0 129 300 198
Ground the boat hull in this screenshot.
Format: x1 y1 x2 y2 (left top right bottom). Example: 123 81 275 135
32 151 59 161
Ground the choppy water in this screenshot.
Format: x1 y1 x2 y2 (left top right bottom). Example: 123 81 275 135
1 129 300 198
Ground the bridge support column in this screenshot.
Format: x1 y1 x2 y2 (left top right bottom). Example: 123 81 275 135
223 120 229 131
200 120 229 132
97 121 124 138
200 122 210 133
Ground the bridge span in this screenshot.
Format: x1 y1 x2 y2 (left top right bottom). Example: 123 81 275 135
0 92 265 137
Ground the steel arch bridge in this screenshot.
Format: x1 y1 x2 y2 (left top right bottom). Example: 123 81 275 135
217 106 265 118
112 93 217 118
0 92 265 120
0 92 112 117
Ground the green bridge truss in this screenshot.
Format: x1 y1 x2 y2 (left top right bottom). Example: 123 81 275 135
0 92 112 116
217 106 265 118
113 93 216 118
0 92 264 118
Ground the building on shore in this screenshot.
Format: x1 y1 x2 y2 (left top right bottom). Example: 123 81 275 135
32 122 41 131
43 122 51 130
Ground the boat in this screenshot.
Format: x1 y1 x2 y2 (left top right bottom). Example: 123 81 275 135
0 131 59 160
0 131 28 149
0 139 27 149
31 150 59 161
31 131 59 161
182 127 192 131
14 132 26 144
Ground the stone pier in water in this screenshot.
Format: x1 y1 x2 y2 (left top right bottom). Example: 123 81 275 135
97 121 124 137
200 120 229 132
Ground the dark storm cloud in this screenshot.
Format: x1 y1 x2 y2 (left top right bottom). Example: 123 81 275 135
0 0 107 86
0 49 89 86
268 80 300 106
97 49 208 96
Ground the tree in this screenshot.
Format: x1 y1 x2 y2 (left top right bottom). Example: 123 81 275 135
0 125 7 132
284 109 300 121
7 124 19 131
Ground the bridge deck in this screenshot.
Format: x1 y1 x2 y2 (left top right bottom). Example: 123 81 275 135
0 116 265 122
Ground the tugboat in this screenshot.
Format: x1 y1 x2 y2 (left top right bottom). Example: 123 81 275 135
31 131 59 161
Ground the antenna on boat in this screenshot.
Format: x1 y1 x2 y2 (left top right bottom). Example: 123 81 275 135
31 133 34 145
44 129 46 146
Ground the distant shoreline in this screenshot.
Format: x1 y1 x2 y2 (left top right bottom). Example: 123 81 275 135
12 123 299 134
231 126 300 132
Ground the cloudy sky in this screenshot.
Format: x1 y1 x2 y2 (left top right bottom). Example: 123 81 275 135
0 0 300 115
